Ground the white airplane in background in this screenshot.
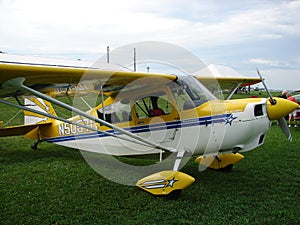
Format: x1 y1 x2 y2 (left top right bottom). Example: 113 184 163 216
0 53 297 197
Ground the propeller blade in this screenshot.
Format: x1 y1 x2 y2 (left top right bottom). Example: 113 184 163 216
278 117 292 141
256 69 276 105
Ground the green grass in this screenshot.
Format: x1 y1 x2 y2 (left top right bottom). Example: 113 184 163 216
0 94 300 224
1 127 299 224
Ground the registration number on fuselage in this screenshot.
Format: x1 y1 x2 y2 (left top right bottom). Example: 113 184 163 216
58 119 97 136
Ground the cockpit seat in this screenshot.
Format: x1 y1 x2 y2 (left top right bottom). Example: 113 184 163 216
150 108 165 117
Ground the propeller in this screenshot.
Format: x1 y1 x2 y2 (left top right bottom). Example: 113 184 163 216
278 117 292 141
256 69 276 105
256 69 294 141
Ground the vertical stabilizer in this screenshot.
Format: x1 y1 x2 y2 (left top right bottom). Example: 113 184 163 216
23 97 57 125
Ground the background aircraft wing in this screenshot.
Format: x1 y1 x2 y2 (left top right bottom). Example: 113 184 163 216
197 76 262 90
194 64 261 95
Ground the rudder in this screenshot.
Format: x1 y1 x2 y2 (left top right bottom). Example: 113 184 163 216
23 97 57 125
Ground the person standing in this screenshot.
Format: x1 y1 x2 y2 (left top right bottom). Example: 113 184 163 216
287 93 298 127
278 90 288 99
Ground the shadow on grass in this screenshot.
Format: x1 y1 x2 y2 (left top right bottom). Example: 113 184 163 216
0 137 83 165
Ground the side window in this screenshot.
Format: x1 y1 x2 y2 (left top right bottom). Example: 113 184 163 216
135 92 172 119
135 96 151 119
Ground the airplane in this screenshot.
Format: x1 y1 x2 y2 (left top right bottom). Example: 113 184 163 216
0 53 298 197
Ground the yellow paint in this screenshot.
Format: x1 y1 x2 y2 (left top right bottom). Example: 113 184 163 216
195 153 244 169
181 98 261 119
136 170 195 195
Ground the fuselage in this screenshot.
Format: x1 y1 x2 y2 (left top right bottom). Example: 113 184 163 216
37 76 271 157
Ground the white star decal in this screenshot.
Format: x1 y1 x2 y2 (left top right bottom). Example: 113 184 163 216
225 114 237 126
165 177 178 188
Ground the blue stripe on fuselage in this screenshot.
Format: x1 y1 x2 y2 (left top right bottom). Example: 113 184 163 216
45 114 230 143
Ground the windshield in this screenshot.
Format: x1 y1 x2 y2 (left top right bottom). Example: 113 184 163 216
170 75 217 111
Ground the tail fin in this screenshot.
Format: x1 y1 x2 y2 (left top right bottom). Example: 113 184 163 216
23 97 57 125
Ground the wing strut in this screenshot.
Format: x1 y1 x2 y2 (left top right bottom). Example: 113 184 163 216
2 77 176 153
225 82 242 100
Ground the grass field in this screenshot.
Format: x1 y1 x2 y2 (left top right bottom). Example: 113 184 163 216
0 93 299 224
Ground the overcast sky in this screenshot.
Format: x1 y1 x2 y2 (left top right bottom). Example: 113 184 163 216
0 0 299 90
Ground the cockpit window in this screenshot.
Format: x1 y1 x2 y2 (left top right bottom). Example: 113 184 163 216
135 91 172 119
170 76 216 111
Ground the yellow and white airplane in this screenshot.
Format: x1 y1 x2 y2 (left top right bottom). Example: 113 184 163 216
0 53 298 197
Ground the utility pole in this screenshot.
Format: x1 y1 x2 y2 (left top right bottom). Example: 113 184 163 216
133 48 136 72
107 46 110 63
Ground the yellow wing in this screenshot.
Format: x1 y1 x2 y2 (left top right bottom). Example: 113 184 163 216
0 54 177 97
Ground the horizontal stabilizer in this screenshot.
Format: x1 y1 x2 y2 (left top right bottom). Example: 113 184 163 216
0 122 52 138
136 170 195 196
